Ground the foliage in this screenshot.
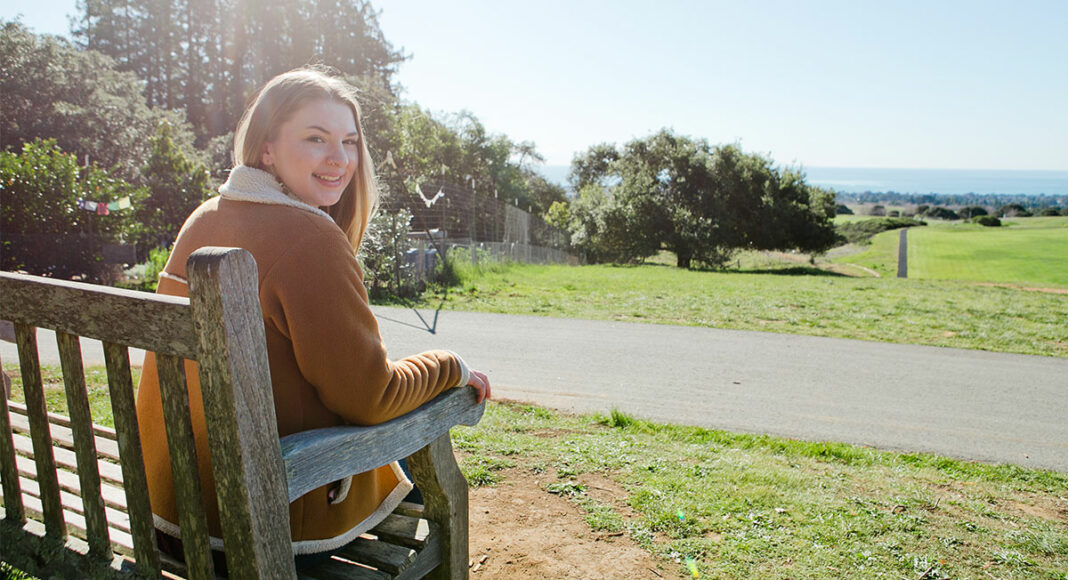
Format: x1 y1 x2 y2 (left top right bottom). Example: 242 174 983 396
358 207 415 299
972 215 1001 227
922 206 959 220
133 122 213 257
0 139 146 280
839 191 1067 211
958 205 988 219
0 21 197 181
71 0 405 143
836 217 926 244
562 131 837 268
997 203 1032 217
835 204 853 215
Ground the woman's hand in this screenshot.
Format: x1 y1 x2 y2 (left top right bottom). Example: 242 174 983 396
467 370 491 403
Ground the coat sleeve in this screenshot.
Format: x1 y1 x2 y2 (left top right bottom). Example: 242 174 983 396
260 224 469 425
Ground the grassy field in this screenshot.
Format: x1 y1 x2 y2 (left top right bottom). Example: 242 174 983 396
909 218 1068 288
457 402 1068 579
5 369 1067 579
433 258 1067 358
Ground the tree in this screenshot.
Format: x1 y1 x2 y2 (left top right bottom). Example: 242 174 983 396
1 139 146 279
959 205 988 219
565 131 837 268
0 20 197 181
134 122 213 256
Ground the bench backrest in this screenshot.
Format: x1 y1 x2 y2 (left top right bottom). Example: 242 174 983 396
0 247 296 580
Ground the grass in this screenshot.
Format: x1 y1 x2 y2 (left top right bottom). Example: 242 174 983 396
909 218 1068 288
424 258 1068 358
455 402 1068 579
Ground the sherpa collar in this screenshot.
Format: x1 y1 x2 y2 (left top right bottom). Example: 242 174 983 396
218 165 333 221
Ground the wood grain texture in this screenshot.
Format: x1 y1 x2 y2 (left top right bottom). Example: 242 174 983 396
0 271 198 358
157 353 216 580
0 519 139 580
56 330 112 559
103 341 162 577
186 246 295 580
281 387 485 502
0 368 25 523
407 434 469 580
15 322 67 540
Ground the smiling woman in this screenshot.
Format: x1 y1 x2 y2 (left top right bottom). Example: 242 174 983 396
133 66 491 573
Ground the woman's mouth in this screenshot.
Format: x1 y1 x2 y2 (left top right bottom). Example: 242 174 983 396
314 173 344 186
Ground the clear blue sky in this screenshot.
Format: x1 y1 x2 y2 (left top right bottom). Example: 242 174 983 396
5 0 1067 170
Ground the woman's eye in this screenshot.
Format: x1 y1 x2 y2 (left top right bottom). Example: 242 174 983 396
306 136 325 143
344 139 359 147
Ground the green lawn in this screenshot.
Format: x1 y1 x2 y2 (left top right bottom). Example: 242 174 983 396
433 260 1067 358
457 403 1068 580
909 218 1068 288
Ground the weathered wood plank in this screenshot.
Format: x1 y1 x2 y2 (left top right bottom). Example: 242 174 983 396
18 483 135 555
281 387 485 502
17 475 134 542
7 399 119 443
15 322 66 540
299 558 391 580
408 434 468 580
56 331 112 559
370 513 433 549
187 246 295 580
14 452 127 513
11 427 124 485
335 536 417 574
0 374 25 524
0 271 198 359
103 341 162 576
8 406 122 461
157 353 216 580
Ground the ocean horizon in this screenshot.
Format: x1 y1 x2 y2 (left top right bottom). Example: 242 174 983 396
537 165 1068 196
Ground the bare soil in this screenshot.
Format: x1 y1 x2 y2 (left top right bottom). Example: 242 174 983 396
467 466 684 579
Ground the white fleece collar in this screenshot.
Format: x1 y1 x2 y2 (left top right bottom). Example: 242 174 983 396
218 165 333 221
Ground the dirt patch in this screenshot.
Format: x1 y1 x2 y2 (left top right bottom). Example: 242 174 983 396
468 467 682 579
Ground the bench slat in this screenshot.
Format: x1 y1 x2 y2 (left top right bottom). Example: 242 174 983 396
335 536 418 574
157 353 217 580
7 399 119 443
369 513 432 549
0 384 26 523
15 322 67 540
57 330 113 558
18 486 136 555
15 449 128 513
11 426 125 485
104 340 163 577
299 558 391 580
17 475 133 537
0 271 199 359
8 405 121 460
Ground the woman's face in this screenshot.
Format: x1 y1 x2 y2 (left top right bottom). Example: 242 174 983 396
261 98 360 208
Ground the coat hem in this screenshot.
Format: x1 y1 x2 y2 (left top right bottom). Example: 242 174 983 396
152 461 414 556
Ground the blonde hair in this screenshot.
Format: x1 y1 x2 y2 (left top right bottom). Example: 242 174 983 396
233 67 378 252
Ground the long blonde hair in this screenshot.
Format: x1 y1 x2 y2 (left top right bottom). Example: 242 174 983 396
233 67 378 252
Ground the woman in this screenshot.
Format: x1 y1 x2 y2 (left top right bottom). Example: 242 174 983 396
135 67 490 569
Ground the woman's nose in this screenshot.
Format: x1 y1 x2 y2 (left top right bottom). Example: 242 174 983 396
326 143 347 167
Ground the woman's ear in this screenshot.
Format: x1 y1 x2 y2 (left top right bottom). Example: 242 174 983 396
261 143 274 167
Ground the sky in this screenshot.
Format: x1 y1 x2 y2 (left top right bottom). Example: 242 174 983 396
4 0 1067 170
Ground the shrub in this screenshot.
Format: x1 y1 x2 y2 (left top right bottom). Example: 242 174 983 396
835 217 926 244
835 204 854 215
973 215 1001 227
924 206 959 220
1038 208 1060 217
959 206 989 219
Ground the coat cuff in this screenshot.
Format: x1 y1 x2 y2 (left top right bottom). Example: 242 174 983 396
444 350 470 388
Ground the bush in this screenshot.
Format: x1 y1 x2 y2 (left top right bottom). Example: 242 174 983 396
973 215 1001 227
835 217 926 245
835 204 854 215
959 206 989 219
1038 208 1061 217
1 139 145 280
923 206 960 220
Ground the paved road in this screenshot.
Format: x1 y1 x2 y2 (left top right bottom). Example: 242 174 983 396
4 307 1066 472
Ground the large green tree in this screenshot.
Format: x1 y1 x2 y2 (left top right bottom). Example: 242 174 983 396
564 130 837 268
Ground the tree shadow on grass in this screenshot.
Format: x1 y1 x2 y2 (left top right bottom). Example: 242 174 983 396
733 266 849 277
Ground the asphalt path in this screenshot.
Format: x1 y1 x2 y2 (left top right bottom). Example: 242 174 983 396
4 307 1066 472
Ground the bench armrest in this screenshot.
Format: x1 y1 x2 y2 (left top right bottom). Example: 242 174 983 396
279 386 485 503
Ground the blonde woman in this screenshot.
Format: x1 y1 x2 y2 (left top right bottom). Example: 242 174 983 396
135 67 490 571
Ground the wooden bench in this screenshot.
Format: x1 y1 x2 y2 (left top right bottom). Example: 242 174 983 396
0 247 485 579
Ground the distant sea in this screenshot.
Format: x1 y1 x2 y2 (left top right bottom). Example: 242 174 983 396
537 165 1068 196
